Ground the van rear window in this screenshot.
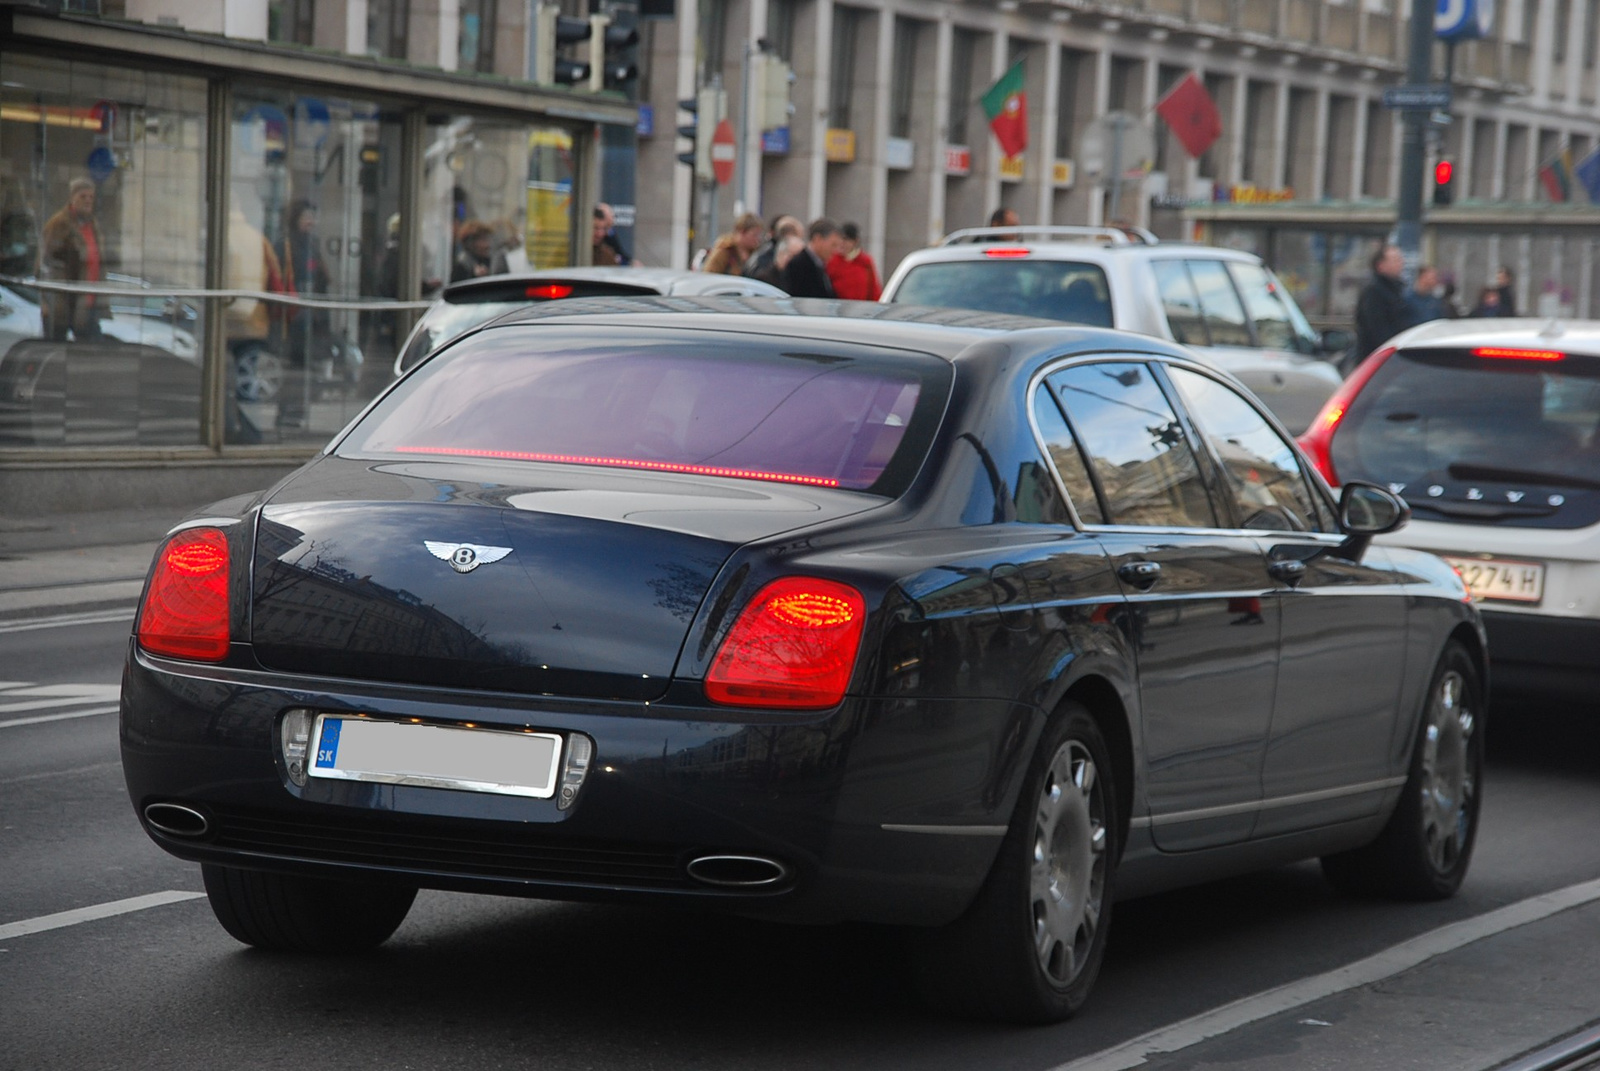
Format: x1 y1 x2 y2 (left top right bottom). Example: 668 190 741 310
891 261 1113 327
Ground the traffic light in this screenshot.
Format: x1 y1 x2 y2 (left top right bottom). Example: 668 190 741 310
677 87 725 180
753 52 794 131
532 2 593 87
586 13 640 92
1432 158 1455 207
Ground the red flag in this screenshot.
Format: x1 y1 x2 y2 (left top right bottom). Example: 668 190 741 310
1155 73 1222 160
981 62 1028 159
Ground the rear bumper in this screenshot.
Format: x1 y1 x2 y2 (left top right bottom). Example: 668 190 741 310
1481 609 1600 699
120 647 1037 927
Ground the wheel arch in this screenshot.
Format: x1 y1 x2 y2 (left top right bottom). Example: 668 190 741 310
1450 621 1489 702
1060 673 1134 864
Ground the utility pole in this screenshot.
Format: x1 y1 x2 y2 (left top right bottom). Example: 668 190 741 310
1395 0 1435 282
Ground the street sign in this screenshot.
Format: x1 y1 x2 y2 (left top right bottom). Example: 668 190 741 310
1079 111 1154 179
710 118 736 185
1382 84 1453 111
1436 0 1494 40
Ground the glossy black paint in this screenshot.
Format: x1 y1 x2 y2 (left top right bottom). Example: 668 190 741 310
122 300 1486 929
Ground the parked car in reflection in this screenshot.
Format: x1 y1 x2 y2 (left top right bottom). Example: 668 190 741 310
123 298 1484 1024
1300 316 1600 701
881 227 1348 434
391 266 789 376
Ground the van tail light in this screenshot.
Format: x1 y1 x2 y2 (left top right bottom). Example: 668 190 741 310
705 577 867 709
137 527 231 661
1297 344 1395 487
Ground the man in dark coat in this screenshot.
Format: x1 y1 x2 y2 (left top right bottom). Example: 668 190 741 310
779 217 844 298
39 177 109 340
1346 243 1409 376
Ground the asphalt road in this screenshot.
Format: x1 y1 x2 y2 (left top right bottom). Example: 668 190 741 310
5 612 1600 1071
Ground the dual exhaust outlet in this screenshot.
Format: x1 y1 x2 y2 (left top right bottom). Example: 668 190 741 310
143 802 790 889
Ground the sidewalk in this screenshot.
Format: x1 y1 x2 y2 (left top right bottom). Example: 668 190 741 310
0 498 223 617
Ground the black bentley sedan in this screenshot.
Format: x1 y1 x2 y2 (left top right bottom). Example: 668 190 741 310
121 299 1486 1024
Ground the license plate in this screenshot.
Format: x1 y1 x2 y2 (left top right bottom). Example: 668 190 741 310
1442 556 1546 604
309 715 563 798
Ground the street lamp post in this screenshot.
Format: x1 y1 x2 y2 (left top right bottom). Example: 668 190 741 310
1395 0 1436 282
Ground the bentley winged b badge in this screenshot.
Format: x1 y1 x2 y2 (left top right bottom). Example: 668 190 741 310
424 541 514 574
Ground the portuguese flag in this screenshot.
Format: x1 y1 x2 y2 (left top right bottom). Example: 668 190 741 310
981 61 1028 158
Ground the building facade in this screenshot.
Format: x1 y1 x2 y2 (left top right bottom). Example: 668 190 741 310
634 0 1600 326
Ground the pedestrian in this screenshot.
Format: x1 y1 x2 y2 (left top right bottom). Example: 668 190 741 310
743 215 804 286
826 221 882 301
591 203 633 266
1346 242 1409 376
779 217 844 298
984 206 1020 241
702 212 765 275
1440 279 1463 319
38 177 108 340
451 219 497 281
1470 286 1506 317
275 198 330 428
1406 264 1450 326
1493 266 1517 317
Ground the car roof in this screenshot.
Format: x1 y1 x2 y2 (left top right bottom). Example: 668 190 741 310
440 267 786 303
894 233 1262 268
476 295 1179 362
1383 317 1600 355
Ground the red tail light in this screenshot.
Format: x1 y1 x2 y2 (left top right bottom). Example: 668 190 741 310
137 527 231 661
1297 345 1395 487
526 284 574 299
982 248 1031 258
1473 346 1564 361
705 577 867 709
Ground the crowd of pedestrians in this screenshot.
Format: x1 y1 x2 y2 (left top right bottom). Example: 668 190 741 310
1346 243 1523 375
697 211 882 300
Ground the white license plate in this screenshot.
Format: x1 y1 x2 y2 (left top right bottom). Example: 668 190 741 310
1442 556 1546 605
309 715 563 798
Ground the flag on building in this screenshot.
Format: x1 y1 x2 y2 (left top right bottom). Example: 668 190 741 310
1155 72 1223 159
981 61 1029 158
1575 148 1600 203
1539 148 1575 202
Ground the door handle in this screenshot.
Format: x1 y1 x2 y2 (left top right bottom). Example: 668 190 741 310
1117 561 1162 590
1267 559 1307 585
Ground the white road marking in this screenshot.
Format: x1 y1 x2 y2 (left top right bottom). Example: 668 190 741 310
0 891 206 941
1053 875 1600 1071
0 685 122 715
0 608 137 634
0 705 120 729
0 760 121 786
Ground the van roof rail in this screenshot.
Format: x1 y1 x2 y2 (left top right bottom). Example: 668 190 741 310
938 225 1160 247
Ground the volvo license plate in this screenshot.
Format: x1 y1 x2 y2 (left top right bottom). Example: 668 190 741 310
309 715 562 798
1442 556 1546 605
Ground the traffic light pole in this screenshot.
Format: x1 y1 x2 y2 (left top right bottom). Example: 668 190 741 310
1395 0 1435 283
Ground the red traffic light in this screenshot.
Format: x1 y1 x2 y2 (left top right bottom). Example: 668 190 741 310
1434 160 1454 185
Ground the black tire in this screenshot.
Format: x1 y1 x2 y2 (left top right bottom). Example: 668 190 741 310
201 863 417 952
910 702 1119 1024
1322 641 1483 900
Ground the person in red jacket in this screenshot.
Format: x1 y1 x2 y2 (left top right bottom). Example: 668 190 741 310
826 221 882 301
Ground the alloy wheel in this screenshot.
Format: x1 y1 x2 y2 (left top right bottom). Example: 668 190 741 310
1419 669 1475 874
1031 739 1108 987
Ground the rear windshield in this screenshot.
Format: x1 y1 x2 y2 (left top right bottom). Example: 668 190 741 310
891 260 1113 327
1332 346 1600 498
344 329 950 495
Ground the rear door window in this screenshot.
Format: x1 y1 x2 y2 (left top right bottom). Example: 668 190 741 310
1153 260 1208 346
1046 361 1217 528
1225 262 1316 352
891 260 1114 326
1185 259 1253 347
1032 386 1105 524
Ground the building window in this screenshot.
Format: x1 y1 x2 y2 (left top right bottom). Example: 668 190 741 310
1055 50 1081 159
768 0 797 62
948 29 976 146
268 0 315 46
1522 0 1539 43
829 7 863 130
367 0 410 61
1587 0 1600 67
698 0 729 85
890 18 920 140
459 0 498 74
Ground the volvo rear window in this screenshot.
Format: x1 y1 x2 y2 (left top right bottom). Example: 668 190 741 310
1331 347 1600 520
890 260 1113 326
344 330 951 496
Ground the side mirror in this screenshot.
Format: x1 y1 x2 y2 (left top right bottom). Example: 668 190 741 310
1336 481 1409 560
1318 328 1353 358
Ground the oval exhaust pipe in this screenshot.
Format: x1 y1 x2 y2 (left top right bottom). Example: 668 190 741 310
143 802 211 838
685 854 791 888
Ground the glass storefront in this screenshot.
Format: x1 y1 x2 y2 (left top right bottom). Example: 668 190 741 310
0 43 589 457
1 54 208 447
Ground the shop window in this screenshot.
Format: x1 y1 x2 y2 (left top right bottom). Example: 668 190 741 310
229 88 405 445
0 54 208 449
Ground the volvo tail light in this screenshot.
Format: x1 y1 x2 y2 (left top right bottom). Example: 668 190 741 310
705 577 867 709
1297 344 1395 487
1473 346 1564 361
137 527 231 661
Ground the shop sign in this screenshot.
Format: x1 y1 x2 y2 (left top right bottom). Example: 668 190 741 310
945 145 971 176
885 136 915 170
1225 184 1295 204
1053 160 1074 188
825 128 857 163
762 126 790 155
636 103 654 138
999 155 1024 182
